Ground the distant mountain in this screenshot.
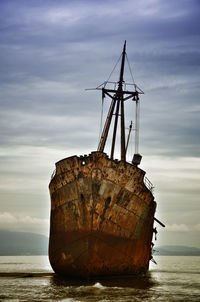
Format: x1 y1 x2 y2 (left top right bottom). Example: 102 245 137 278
153 245 200 256
0 230 48 255
0 230 200 256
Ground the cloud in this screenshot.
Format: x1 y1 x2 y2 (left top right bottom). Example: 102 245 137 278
165 224 190 232
0 212 49 235
194 224 200 231
141 156 200 195
0 0 199 246
164 224 200 232
0 212 47 225
0 0 199 161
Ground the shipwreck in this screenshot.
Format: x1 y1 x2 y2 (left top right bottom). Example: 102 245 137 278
49 41 164 277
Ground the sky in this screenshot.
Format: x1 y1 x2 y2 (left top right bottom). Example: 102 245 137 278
0 0 200 248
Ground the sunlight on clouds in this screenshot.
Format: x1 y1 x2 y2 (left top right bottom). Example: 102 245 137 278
141 156 200 181
165 223 190 232
0 212 48 225
0 145 92 193
165 223 200 232
0 212 49 234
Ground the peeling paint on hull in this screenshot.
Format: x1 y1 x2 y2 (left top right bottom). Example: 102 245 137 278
49 151 156 277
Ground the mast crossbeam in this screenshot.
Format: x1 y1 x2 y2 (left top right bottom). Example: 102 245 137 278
89 41 143 163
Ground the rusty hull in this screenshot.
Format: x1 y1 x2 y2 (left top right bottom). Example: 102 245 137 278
49 151 156 277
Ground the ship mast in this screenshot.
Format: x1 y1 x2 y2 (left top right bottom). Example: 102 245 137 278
111 40 126 161
92 41 144 163
97 41 127 161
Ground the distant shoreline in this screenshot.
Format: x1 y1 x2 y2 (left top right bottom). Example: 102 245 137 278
0 230 200 256
0 272 53 278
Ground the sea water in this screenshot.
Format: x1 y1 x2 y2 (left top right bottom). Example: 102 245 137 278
0 255 199 301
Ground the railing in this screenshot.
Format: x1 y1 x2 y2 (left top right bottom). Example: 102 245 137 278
144 176 154 193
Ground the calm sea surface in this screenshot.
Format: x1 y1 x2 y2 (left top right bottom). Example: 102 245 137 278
0 256 199 301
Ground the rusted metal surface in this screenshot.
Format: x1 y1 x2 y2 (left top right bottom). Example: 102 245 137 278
49 151 156 277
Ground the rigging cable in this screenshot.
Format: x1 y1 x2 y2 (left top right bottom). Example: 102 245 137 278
126 53 140 155
106 54 122 82
98 93 104 146
135 99 140 154
126 53 135 85
98 53 122 147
